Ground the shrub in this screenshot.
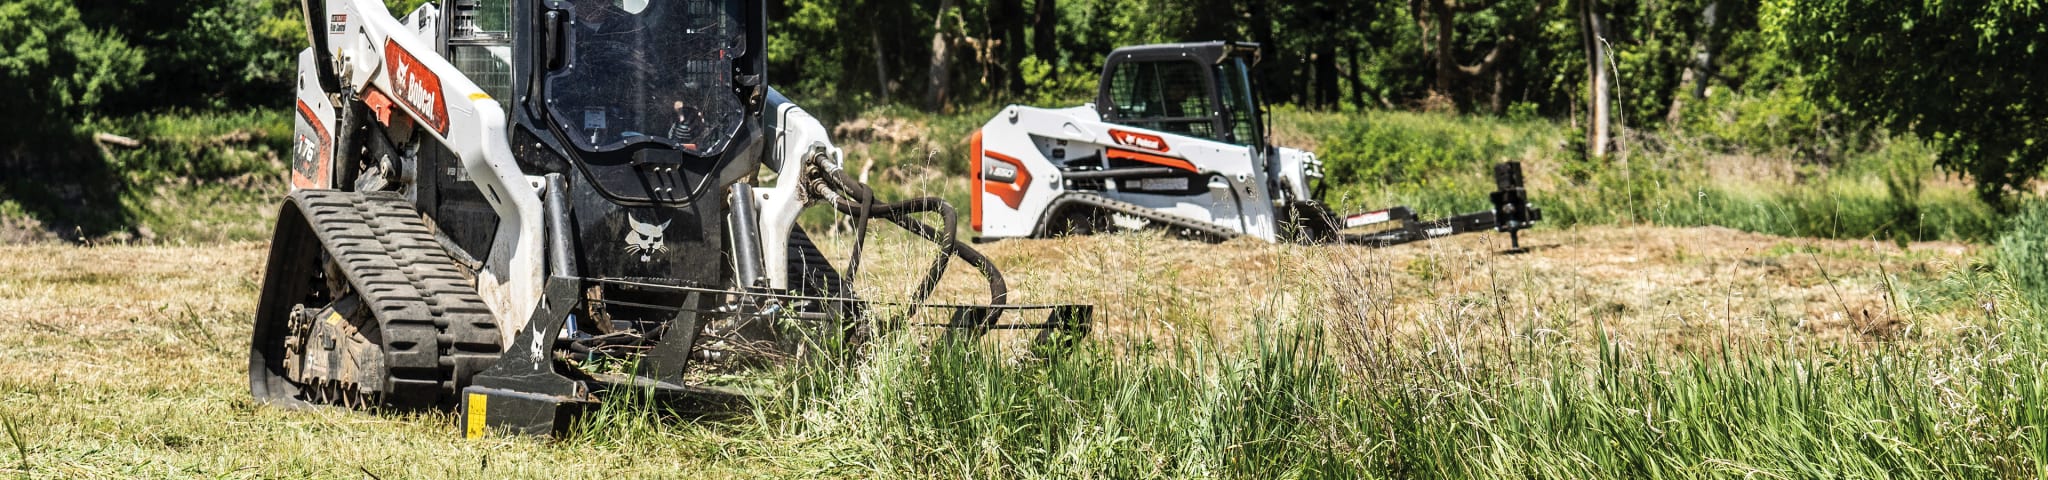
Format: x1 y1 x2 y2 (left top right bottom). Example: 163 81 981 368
1317 112 1522 187
1677 79 1832 159
1996 201 2048 307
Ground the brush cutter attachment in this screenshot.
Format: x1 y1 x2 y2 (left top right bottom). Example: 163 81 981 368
456 156 1092 437
1315 162 1543 249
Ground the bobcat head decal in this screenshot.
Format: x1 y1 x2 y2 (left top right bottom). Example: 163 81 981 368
624 214 670 262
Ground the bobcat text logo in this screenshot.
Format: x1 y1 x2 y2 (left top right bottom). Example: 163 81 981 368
624 215 671 262
383 40 449 134
1109 129 1170 152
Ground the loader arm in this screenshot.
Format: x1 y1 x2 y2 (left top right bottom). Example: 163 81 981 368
304 0 545 340
258 0 1095 437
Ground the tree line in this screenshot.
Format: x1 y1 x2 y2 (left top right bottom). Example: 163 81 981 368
2 0 2042 205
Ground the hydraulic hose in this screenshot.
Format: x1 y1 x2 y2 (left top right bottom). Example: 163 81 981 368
805 162 1009 325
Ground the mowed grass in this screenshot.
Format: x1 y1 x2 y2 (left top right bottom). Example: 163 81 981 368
2 224 2043 478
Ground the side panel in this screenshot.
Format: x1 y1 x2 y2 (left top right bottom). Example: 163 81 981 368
970 131 983 232
327 0 545 345
757 93 841 289
973 105 1279 241
1270 146 1322 203
291 49 336 191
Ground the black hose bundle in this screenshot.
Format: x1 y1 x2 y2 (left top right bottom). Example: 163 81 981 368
806 164 1008 325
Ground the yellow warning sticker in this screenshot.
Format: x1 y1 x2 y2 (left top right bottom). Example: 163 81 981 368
464 393 488 439
468 92 492 101
325 311 344 326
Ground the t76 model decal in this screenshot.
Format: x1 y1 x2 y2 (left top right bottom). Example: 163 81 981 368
383 39 449 135
292 99 332 189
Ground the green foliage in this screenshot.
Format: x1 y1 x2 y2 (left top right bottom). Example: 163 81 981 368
1537 151 2001 244
1676 78 1831 158
1016 55 1094 106
1764 0 2048 207
1301 109 2001 244
96 110 291 184
172 0 304 104
1996 201 2048 307
1316 110 1553 186
0 0 146 135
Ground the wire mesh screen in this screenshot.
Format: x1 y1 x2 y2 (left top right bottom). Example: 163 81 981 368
1107 61 1215 139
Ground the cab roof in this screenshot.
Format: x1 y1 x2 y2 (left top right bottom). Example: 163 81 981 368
1105 41 1262 66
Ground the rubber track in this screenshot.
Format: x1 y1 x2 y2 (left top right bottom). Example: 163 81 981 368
293 190 503 408
1036 193 1244 243
786 226 850 299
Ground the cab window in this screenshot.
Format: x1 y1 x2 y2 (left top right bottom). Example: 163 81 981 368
1217 58 1261 148
1106 61 1215 140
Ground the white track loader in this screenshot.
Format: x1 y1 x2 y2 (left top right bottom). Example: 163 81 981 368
969 41 1540 247
252 0 1088 437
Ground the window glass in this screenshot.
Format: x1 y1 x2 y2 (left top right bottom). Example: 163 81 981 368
1218 59 1259 146
545 0 746 155
1107 61 1215 140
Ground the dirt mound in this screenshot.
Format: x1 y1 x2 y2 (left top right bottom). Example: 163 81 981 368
832 115 926 145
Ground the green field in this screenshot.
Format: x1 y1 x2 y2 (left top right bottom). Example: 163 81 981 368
3 215 2045 477
8 0 2048 476
5 107 2048 479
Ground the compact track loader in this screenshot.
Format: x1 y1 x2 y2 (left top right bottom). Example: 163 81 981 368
970 42 1540 247
251 0 1088 436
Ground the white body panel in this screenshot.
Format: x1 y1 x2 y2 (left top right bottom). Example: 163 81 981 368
296 0 546 346
975 105 1310 242
757 99 842 290
291 50 338 190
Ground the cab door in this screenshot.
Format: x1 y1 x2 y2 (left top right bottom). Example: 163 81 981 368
1098 60 1225 140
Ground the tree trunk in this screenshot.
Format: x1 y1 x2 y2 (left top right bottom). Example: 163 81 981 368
1315 43 1340 109
1430 0 1457 97
1347 46 1369 109
927 0 956 111
1666 0 1720 124
1033 0 1057 63
1582 0 1611 160
1249 0 1285 103
996 0 1028 95
871 29 892 104
1694 0 1722 100
1491 66 1505 113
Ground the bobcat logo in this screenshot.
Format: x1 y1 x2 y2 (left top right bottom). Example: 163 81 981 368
624 215 670 262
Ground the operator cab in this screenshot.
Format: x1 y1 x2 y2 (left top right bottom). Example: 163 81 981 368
1095 41 1267 152
433 0 770 285
437 0 771 205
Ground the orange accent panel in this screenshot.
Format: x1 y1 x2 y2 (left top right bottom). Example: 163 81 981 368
1107 148 1199 172
382 39 450 134
291 99 332 190
981 150 1032 210
363 89 396 126
970 130 984 232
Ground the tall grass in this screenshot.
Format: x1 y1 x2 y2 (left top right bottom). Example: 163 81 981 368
698 274 2048 478
1292 109 2002 244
